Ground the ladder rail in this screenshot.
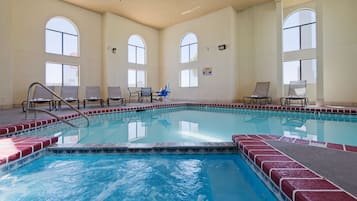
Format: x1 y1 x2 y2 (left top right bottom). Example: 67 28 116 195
25 82 89 128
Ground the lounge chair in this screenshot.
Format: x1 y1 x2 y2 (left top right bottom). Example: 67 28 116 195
243 82 272 104
58 86 80 109
22 86 55 112
155 87 170 101
280 80 308 106
107 86 126 106
83 86 104 108
139 87 152 102
128 87 140 102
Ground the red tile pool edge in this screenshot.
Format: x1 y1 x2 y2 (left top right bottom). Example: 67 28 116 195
0 136 58 166
232 135 357 201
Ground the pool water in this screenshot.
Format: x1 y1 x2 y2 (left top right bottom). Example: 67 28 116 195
23 107 357 146
0 154 279 201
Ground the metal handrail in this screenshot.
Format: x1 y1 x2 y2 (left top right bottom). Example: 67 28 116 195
25 82 89 128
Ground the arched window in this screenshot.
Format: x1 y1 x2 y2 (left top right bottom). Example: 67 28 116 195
45 17 79 86
128 35 146 65
180 33 198 63
283 9 316 84
46 17 79 56
180 33 198 88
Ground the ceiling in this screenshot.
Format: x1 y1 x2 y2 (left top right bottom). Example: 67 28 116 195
63 0 272 29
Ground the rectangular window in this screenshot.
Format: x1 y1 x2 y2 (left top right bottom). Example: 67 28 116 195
283 59 316 84
63 34 78 56
128 69 146 88
283 27 300 52
180 69 198 87
45 30 62 55
190 43 198 62
128 45 136 64
46 62 79 86
137 47 145 65
181 46 189 63
301 23 316 49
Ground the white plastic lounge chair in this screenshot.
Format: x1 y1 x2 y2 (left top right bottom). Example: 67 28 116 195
139 87 152 102
243 82 272 104
22 86 55 112
280 80 308 106
128 87 140 103
107 86 126 106
58 86 80 109
83 86 104 108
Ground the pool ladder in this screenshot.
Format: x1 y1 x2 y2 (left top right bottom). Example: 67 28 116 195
25 82 89 128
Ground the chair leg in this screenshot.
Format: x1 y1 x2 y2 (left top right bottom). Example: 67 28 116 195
83 100 86 108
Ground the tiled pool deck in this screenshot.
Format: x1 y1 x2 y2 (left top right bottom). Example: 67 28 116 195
1 102 357 201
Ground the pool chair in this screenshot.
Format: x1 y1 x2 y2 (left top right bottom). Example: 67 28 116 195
243 82 272 105
139 87 153 103
128 87 140 102
22 86 56 112
107 86 126 106
83 86 104 108
280 80 308 106
156 88 170 101
58 86 80 110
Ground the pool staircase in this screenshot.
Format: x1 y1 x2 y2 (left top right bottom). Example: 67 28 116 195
25 82 89 128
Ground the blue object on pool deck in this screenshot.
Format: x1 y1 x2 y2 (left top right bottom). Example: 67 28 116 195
0 154 279 201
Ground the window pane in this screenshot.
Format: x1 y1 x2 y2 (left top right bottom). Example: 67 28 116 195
190 44 198 62
180 70 190 87
128 35 145 48
46 30 62 55
283 61 300 84
137 47 145 65
46 63 62 86
137 70 146 87
128 69 136 87
46 17 77 35
181 45 189 63
302 59 316 84
301 23 316 49
283 10 316 28
181 33 197 46
283 27 300 52
190 69 198 87
63 65 79 86
63 34 78 56
128 45 136 63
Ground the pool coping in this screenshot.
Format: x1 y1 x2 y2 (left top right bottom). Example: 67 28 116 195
232 135 357 201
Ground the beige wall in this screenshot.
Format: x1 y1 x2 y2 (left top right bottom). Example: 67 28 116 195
102 13 160 98
1 0 102 106
0 0 13 108
236 2 278 101
321 0 357 105
160 7 238 102
1 0 357 107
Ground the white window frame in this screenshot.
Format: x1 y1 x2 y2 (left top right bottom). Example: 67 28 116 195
45 17 80 57
128 69 146 88
45 62 80 86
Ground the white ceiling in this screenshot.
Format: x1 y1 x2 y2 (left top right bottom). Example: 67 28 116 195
63 0 272 29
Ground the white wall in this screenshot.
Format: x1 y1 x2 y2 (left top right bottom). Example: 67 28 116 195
160 7 238 102
102 13 160 98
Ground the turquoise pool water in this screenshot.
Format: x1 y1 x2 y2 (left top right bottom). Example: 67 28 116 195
23 107 357 146
0 154 279 201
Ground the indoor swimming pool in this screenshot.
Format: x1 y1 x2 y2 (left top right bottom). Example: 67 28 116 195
20 106 357 146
